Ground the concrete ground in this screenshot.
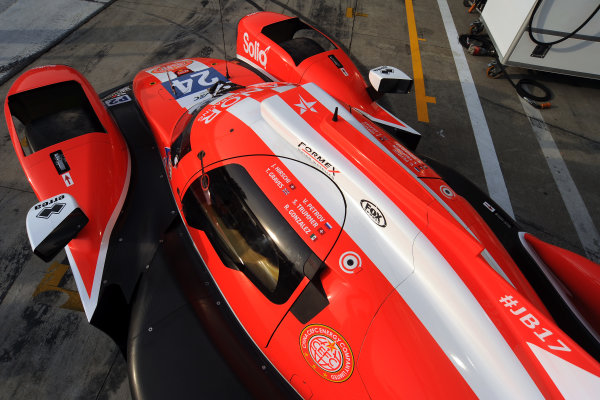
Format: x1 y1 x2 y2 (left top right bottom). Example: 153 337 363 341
0 0 598 398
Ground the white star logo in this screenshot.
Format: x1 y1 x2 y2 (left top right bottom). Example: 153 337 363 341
294 96 317 115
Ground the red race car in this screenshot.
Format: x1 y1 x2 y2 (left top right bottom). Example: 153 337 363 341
5 11 600 399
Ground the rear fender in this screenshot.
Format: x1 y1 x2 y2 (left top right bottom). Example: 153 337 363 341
521 233 600 339
237 12 295 81
423 156 600 360
4 65 131 320
236 11 420 145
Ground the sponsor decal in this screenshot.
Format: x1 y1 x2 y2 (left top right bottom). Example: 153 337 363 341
440 185 455 199
373 66 395 75
339 251 361 274
297 142 339 179
252 82 282 88
361 119 380 135
151 59 194 74
34 194 65 219
62 172 74 187
173 67 192 77
362 126 430 175
242 32 270 68
360 200 386 227
373 66 392 73
197 86 270 124
34 195 65 210
294 96 317 115
104 94 131 107
50 150 70 174
36 202 65 219
328 55 343 68
484 201 496 213
499 295 571 353
340 68 349 77
198 107 222 125
300 324 354 382
105 85 131 100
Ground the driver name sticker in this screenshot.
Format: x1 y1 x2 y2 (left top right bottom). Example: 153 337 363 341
300 324 354 383
251 159 337 257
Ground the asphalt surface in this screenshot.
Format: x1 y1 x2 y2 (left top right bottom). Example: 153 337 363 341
0 0 598 398
0 0 113 84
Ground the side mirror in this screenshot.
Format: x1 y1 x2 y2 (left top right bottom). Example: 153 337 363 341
26 193 88 262
369 66 413 94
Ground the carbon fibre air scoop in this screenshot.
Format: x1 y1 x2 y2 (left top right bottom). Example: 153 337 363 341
26 193 88 262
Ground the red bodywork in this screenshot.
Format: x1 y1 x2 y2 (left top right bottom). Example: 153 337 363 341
525 233 600 331
131 52 600 397
5 65 130 317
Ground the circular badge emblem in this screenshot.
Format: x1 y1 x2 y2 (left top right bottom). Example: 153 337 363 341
440 185 456 199
300 324 354 382
339 251 361 274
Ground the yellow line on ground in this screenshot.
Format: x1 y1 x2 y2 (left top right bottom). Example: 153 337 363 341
346 8 368 18
405 0 436 122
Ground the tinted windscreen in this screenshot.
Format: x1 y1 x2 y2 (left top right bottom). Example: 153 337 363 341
171 104 204 166
262 18 337 66
182 163 312 304
8 80 106 154
171 113 194 166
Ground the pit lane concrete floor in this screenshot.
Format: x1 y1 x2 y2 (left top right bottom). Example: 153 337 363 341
0 0 598 398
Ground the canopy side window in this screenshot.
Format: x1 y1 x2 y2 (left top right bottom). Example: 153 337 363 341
182 163 313 304
170 104 205 166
